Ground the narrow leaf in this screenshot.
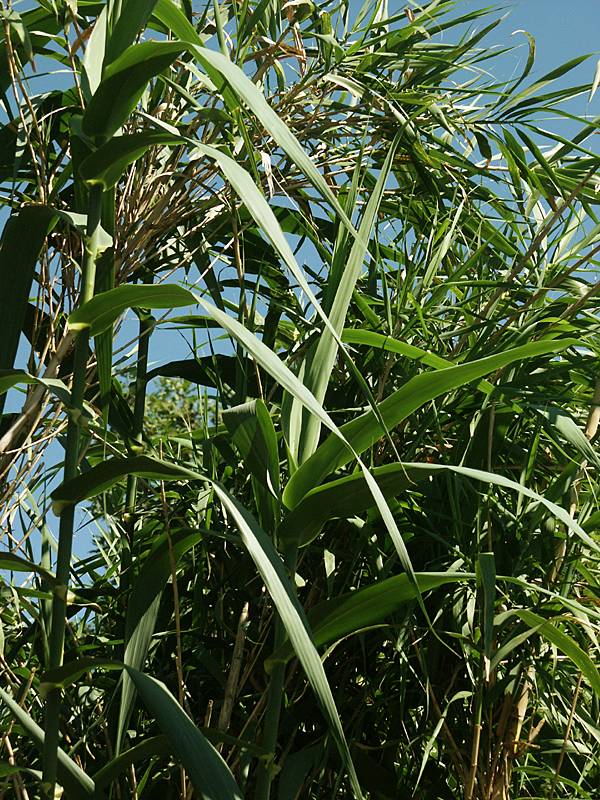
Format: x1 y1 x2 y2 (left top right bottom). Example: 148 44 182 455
267 572 474 670
105 0 162 65
80 131 182 189
516 610 600 696
68 284 195 337
211 483 364 799
0 205 55 413
50 455 203 514
118 529 202 751
0 686 95 798
284 339 578 508
125 667 243 799
82 41 185 140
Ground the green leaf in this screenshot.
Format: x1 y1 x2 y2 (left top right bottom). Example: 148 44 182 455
297 140 398 463
400 462 598 554
193 297 425 627
341 329 494 392
154 0 355 230
284 339 579 508
154 0 200 43
93 737 171 790
0 206 55 413
40 658 123 697
125 667 244 799
118 528 203 751
516 610 600 696
79 131 183 189
82 41 185 140
0 551 56 585
95 732 263 791
267 572 474 670
223 399 280 532
282 462 433 548
535 404 600 468
68 283 195 337
105 0 163 65
0 369 72 406
53 209 113 254
82 5 108 96
0 764 39 779
1 9 32 62
50 455 203 514
342 329 451 369
0 686 95 798
147 354 260 393
38 658 243 799
143 121 388 472
210 483 364 799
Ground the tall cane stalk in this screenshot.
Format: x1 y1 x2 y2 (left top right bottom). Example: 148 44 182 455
42 184 103 796
254 544 297 800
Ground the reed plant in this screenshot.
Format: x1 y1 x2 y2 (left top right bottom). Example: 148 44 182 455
0 1 599 798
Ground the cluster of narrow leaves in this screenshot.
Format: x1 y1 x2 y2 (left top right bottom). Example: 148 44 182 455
1 0 600 798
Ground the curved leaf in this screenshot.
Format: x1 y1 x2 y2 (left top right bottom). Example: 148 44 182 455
118 528 203 751
0 205 55 414
516 610 600 696
282 462 434 547
82 41 185 140
0 686 95 798
68 283 195 337
211 482 364 799
50 455 203 514
267 572 475 670
0 369 71 406
80 131 183 189
125 667 244 799
154 0 355 230
284 338 579 508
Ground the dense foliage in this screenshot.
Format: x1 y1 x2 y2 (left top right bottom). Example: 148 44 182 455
0 1 599 798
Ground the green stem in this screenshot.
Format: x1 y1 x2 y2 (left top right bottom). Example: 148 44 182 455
42 184 103 797
254 544 298 800
122 312 153 591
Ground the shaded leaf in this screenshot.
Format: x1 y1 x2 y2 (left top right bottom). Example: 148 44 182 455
211 483 364 798
79 131 182 189
267 572 474 669
125 667 243 799
0 686 95 798
516 610 600 696
51 455 203 514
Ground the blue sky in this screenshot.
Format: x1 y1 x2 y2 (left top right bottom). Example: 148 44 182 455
467 0 599 109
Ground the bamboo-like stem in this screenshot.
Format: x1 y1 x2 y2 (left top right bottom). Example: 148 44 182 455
122 313 153 591
218 601 250 739
254 544 297 800
42 184 103 797
548 672 583 800
253 632 286 800
465 670 484 800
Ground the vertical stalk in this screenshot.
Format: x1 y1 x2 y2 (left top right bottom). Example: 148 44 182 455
112 312 153 774
254 544 297 800
42 185 103 797
122 312 153 591
465 665 484 800
254 628 286 800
